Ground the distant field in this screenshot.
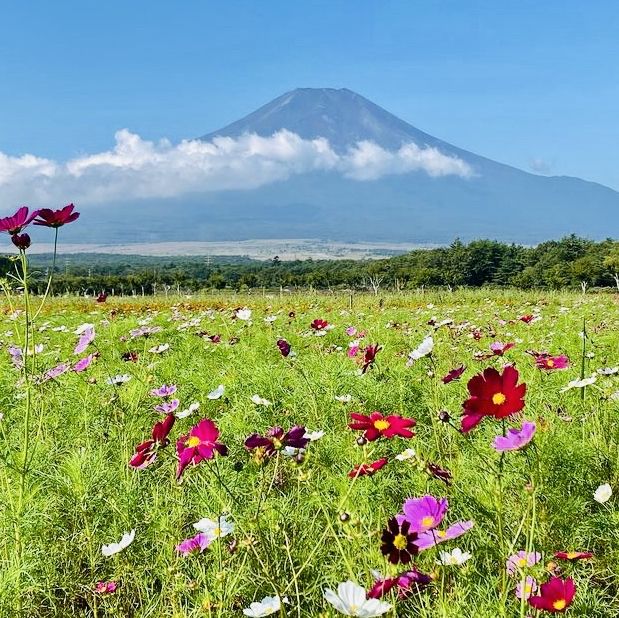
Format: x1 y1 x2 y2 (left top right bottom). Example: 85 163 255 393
1 290 618 617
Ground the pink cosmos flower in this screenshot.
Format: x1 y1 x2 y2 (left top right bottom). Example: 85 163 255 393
176 532 211 555
534 354 569 371
348 341 360 358
150 384 177 398
516 576 538 600
345 326 357 336
506 551 542 576
401 495 448 533
0 206 40 234
33 203 80 228
490 342 515 356
154 399 180 414
176 419 227 479
74 327 95 355
493 421 536 452
94 581 117 594
41 362 70 382
412 520 474 551
73 353 97 372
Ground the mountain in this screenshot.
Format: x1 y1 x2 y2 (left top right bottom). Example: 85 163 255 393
68 88 619 245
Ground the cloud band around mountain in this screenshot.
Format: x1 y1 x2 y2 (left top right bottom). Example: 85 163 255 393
0 129 474 206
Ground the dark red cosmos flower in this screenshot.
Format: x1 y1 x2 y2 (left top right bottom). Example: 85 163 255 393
129 413 175 469
528 577 576 613
11 233 31 250
310 318 329 331
461 366 527 433
96 293 108 303
348 457 388 478
427 462 452 485
276 338 291 357
176 418 227 479
368 568 432 599
244 425 309 456
348 411 416 442
554 551 593 561
381 517 420 564
121 351 139 362
360 344 381 373
0 206 40 235
33 203 80 228
442 365 465 384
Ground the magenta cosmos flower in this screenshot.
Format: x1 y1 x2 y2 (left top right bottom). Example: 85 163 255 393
368 568 432 600
33 203 80 228
0 206 40 234
130 413 176 470
176 418 227 479
244 425 309 456
348 411 416 442
360 344 381 373
94 581 117 594
528 577 576 613
401 495 448 533
535 353 569 371
176 532 211 555
490 341 515 356
493 421 536 452
442 365 465 384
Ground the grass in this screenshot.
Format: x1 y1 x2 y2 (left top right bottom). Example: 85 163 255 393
0 289 618 617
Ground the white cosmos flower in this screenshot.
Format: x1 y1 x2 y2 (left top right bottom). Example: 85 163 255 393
264 315 277 323
176 402 200 419
324 581 391 617
437 548 472 566
335 394 352 403
74 323 95 335
207 384 225 399
193 514 234 540
243 595 286 617
395 448 417 461
598 367 619 376
560 376 597 392
304 430 325 441
594 483 612 504
149 343 170 354
101 529 135 557
106 374 132 385
251 395 271 406
235 308 252 321
406 336 434 365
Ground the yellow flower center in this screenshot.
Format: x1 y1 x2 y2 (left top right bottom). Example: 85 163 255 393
213 527 221 537
393 533 408 550
524 584 532 593
373 419 390 431
492 392 507 405
186 436 201 448
421 516 435 528
272 438 282 449
517 558 527 567
566 551 578 559
553 599 566 610
547 359 555 367
437 530 446 538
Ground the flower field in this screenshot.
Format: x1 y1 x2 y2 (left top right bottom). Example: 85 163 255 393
1 285 618 617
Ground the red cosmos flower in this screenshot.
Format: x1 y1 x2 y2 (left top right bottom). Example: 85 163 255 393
554 551 593 561
442 365 465 384
129 413 175 469
310 318 329 331
11 233 31 250
348 411 416 442
33 203 80 228
348 457 388 478
528 577 576 613
461 366 527 433
360 344 381 373
176 418 227 479
520 314 536 324
0 206 40 234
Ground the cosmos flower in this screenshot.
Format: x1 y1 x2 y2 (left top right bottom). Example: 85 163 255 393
492 421 536 452
436 548 471 566
534 354 570 371
106 374 131 385
360 344 381 373
506 551 542 576
251 394 271 406
11 233 31 250
129 413 175 469
94 581 117 595
176 418 227 479
234 307 252 321
442 365 465 384
74 327 95 355
41 362 70 382
277 338 291 357
154 399 180 414
593 483 612 503
323 580 391 616
0 206 40 234
490 342 515 356
560 376 596 392
33 203 80 228
348 458 388 478
73 353 97 373
461 366 527 433
368 568 432 599
406 336 433 365
412 521 474 551
243 595 285 617
528 577 576 613
208 384 225 399
175 532 211 555
176 402 200 419
150 384 177 398
401 495 448 533
554 551 593 561
348 411 416 442
244 426 309 457
310 318 329 333
516 576 538 600
380 517 419 564
193 514 234 540
101 529 135 557
149 343 170 354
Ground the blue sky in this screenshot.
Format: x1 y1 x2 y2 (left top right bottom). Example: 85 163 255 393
1 0 618 188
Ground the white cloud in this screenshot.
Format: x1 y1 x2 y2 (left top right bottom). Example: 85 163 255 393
0 129 473 206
